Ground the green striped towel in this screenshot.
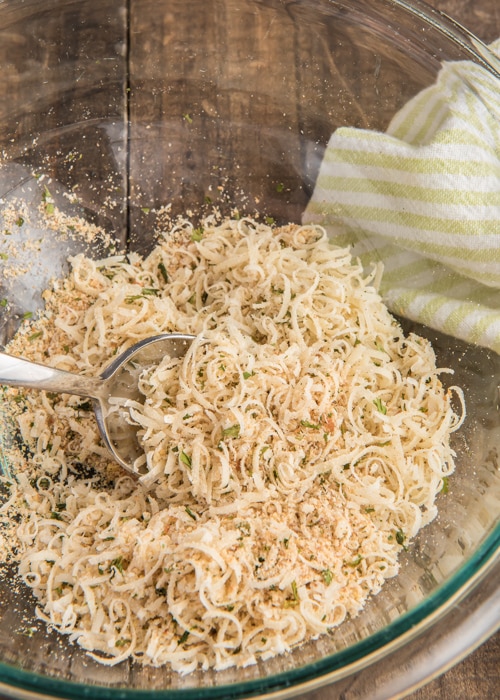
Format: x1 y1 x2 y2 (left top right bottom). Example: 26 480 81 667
304 39 500 355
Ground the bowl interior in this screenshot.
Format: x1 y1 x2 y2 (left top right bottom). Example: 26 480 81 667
0 0 499 697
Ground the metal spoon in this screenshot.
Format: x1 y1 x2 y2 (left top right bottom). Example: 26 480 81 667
0 333 195 483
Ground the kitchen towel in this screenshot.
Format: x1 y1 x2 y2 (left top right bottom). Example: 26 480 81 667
303 39 500 355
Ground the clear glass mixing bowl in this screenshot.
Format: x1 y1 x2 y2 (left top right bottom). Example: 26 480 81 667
0 0 499 698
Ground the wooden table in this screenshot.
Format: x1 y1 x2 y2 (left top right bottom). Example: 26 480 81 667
311 4 500 696
406 6 500 698
0 0 498 698
323 6 499 698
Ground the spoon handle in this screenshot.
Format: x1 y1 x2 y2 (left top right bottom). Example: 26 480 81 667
0 351 103 400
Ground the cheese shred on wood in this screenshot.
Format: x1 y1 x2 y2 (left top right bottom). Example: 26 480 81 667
2 217 464 672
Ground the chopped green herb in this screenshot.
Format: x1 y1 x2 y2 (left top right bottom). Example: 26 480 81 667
158 262 169 283
395 530 406 546
0 253 8 261
345 555 362 568
191 227 203 242
22 311 33 320
300 419 321 430
440 476 449 494
125 288 159 303
243 370 255 380
115 638 130 647
50 511 63 521
265 216 275 225
0 299 8 307
110 556 124 574
222 424 240 439
321 568 333 585
183 113 193 124
15 216 24 227
237 521 251 537
141 207 150 214
284 580 299 606
178 630 190 645
185 505 197 521
395 529 408 550
180 451 192 468
276 182 285 193
28 331 43 341
373 397 387 414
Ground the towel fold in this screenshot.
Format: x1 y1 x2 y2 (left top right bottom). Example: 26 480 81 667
304 39 500 355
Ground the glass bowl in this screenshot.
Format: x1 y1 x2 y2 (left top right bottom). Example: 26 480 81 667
0 0 499 698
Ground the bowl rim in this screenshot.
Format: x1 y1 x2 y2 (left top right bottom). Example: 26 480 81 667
396 0 500 78
1 0 499 697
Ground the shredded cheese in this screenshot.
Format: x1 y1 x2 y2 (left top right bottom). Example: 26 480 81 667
2 216 464 672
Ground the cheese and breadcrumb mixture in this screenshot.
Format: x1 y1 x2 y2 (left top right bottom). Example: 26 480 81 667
0 217 464 672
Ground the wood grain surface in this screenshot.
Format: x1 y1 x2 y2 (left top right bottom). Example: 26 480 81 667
0 0 498 698
406 5 500 699
393 5 499 699
128 1 500 694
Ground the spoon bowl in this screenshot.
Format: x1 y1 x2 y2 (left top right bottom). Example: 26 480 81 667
0 333 195 483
